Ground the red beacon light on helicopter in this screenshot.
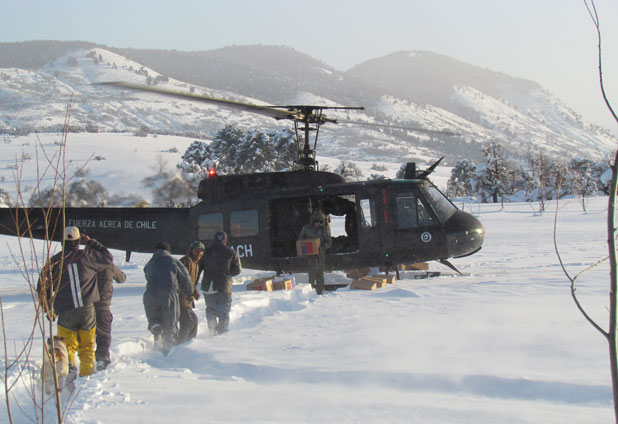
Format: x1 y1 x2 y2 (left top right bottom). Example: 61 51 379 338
207 168 217 179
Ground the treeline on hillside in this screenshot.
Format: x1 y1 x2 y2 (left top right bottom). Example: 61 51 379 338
0 40 96 69
446 142 611 210
13 132 610 210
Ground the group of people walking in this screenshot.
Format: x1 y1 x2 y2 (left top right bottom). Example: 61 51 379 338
37 209 332 383
142 231 241 354
37 226 241 382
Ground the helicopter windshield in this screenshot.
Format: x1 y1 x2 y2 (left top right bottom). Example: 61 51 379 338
422 185 457 223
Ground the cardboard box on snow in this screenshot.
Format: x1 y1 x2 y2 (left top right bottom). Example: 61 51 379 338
402 262 429 270
272 277 293 291
350 275 394 290
350 279 379 290
246 275 293 291
296 238 321 256
361 275 388 288
380 263 429 272
246 276 274 291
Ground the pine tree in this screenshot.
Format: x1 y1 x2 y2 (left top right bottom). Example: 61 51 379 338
334 160 364 181
448 159 477 198
592 159 612 195
179 140 212 175
568 158 598 211
178 125 297 176
476 142 509 203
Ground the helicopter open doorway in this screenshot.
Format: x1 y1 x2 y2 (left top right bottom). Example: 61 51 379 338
268 193 362 259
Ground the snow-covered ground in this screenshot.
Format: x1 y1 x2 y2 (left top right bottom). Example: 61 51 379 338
0 133 614 423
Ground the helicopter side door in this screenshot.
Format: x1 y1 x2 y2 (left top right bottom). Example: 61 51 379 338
354 195 382 265
392 190 443 264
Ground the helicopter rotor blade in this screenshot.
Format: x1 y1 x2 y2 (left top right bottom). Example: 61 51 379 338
97 82 457 136
336 118 460 136
96 81 301 121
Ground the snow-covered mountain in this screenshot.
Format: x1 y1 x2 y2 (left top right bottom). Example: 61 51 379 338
0 42 615 165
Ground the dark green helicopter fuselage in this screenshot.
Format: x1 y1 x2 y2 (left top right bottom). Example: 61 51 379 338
0 169 484 273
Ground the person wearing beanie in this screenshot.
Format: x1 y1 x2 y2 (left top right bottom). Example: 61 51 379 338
201 231 241 336
178 241 205 343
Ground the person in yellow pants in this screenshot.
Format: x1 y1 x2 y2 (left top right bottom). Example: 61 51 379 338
38 227 113 381
56 307 97 376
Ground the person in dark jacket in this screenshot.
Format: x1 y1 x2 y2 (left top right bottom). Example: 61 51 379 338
143 241 193 355
178 241 205 343
201 231 241 336
37 226 113 377
298 210 332 295
94 263 126 371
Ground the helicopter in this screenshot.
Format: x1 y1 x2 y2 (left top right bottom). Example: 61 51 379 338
0 81 485 282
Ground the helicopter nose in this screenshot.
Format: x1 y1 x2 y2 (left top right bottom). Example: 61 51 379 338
445 210 485 258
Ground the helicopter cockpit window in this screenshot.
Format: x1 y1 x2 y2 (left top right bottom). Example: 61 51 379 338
422 185 457 223
230 209 259 237
397 194 435 229
359 198 376 228
416 199 434 226
396 195 418 229
198 213 223 240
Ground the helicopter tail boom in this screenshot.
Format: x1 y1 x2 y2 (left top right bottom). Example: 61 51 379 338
0 206 193 256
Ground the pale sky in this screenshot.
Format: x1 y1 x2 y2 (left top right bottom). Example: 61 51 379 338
1 0 617 133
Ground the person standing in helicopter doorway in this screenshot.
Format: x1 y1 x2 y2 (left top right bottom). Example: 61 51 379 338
201 231 241 336
178 241 205 343
299 209 332 295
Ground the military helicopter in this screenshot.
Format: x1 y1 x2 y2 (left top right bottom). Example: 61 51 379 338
0 81 484 280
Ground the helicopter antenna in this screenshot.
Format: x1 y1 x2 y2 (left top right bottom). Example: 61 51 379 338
417 156 444 178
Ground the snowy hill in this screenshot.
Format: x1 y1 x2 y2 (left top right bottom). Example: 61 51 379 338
1 48 277 138
0 42 616 165
347 50 617 159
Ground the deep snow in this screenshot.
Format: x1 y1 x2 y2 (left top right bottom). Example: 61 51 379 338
0 133 614 423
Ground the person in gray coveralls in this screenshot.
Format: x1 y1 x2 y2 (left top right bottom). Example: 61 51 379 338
143 241 193 355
